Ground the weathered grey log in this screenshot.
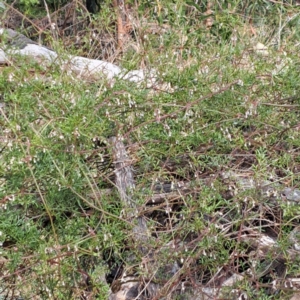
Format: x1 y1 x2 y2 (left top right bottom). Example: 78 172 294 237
109 136 158 299
0 28 39 49
0 28 158 83
108 137 185 299
109 137 149 247
110 137 135 209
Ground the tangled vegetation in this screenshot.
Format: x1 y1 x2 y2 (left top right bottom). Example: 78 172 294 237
1 1 300 299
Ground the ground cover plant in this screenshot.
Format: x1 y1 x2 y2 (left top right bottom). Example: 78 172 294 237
1 0 300 299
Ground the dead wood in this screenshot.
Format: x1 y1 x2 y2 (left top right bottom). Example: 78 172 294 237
109 137 149 250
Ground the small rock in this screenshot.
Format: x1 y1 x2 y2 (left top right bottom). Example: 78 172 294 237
254 42 269 56
0 49 7 64
281 188 300 203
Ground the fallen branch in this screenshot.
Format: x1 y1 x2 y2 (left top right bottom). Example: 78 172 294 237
109 137 149 250
0 28 158 85
109 136 159 299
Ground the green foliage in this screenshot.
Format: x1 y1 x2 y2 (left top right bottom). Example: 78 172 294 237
19 0 39 6
2 0 300 298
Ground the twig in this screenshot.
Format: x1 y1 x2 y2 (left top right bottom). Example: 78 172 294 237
261 103 300 107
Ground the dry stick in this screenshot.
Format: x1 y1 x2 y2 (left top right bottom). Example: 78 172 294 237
42 0 57 41
113 0 127 50
109 136 149 255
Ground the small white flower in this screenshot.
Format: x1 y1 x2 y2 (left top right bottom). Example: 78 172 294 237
165 206 172 213
181 282 185 291
73 128 80 138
